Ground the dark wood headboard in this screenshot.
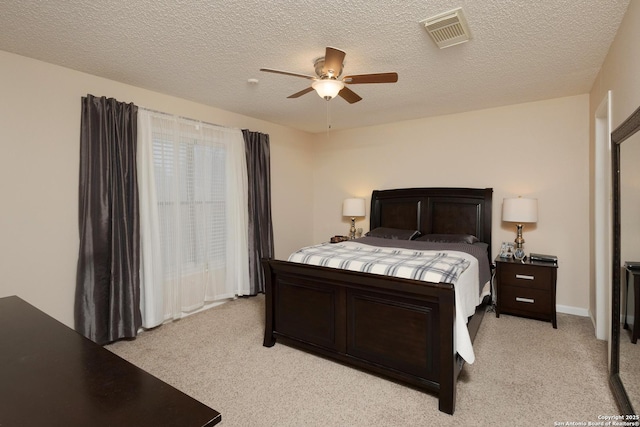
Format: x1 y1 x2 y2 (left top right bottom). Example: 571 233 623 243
370 187 493 255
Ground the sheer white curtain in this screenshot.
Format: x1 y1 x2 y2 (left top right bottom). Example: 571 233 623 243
137 109 249 328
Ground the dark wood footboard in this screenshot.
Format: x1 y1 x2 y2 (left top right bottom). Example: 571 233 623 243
262 259 461 415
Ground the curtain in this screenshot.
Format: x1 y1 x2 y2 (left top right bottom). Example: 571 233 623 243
242 130 274 294
75 95 141 345
138 110 250 328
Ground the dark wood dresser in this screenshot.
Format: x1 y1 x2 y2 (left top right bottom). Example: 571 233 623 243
0 296 221 426
495 256 558 328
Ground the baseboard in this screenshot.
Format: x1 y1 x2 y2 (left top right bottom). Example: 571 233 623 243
556 304 589 317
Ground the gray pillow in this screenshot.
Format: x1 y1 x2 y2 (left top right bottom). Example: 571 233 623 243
415 234 479 244
365 227 421 240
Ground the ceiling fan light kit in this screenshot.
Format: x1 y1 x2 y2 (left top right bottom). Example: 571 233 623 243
311 79 345 100
260 47 398 104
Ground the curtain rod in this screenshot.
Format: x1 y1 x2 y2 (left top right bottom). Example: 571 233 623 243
138 106 241 131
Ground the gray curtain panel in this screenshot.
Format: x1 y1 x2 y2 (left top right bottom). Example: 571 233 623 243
75 94 141 345
242 130 274 294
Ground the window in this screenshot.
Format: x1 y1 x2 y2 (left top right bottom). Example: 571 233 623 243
153 130 226 277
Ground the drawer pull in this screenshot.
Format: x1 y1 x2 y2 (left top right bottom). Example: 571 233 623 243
515 274 535 280
516 297 535 304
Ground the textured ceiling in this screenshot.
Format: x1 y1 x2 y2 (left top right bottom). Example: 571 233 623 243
0 0 630 133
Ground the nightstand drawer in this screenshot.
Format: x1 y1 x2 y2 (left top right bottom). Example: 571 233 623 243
500 285 552 316
499 263 552 290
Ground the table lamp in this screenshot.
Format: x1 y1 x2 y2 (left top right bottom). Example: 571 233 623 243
502 196 538 260
343 198 366 239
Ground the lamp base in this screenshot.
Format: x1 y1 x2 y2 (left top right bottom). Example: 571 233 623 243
514 223 526 260
349 217 356 240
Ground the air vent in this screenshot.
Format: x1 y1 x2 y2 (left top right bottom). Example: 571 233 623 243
420 7 471 49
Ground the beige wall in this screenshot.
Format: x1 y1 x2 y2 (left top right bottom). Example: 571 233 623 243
311 95 590 314
589 1 640 329
0 50 314 327
591 0 640 127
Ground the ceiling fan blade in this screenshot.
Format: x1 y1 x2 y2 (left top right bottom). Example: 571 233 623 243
343 72 398 84
338 87 362 104
323 47 346 77
287 86 315 98
260 68 316 80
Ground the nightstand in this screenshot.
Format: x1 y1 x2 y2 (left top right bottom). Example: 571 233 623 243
624 263 640 344
495 256 558 328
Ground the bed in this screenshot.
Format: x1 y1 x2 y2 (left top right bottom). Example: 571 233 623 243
262 187 493 414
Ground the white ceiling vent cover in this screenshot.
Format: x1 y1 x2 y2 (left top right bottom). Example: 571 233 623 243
421 7 471 49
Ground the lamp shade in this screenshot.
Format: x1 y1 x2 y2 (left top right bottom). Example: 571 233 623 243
312 79 345 99
502 197 538 223
343 198 366 217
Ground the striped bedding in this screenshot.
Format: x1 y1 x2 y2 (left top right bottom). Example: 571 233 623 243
288 242 470 285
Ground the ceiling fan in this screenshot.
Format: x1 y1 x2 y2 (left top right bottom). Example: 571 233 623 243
260 47 398 103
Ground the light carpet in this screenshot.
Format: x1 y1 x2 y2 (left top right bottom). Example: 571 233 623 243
107 295 617 426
